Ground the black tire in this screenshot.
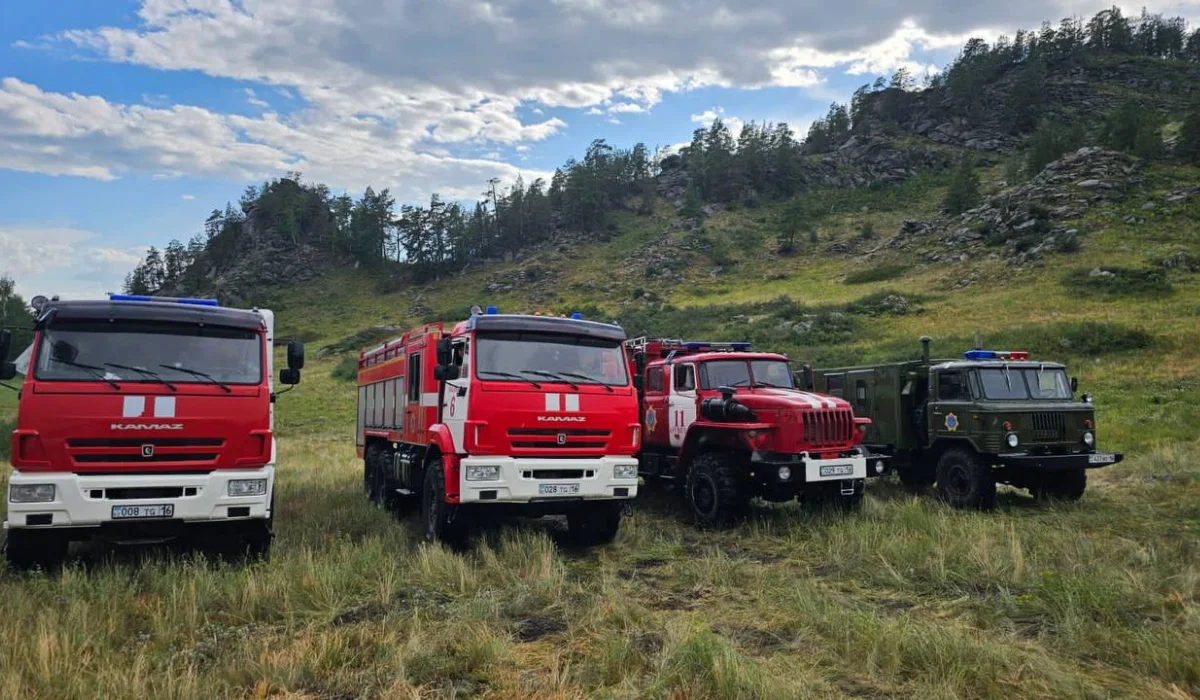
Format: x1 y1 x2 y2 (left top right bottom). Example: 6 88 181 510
685 452 748 528
5 530 68 572
1033 469 1087 502
242 518 273 561
421 458 461 544
935 448 996 509
364 444 380 504
897 463 936 490
567 502 622 546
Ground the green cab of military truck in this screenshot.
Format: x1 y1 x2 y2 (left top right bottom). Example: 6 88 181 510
801 336 1123 509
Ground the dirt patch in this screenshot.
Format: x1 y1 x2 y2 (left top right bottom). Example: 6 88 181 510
714 625 793 654
331 602 388 626
633 557 668 569
514 616 568 642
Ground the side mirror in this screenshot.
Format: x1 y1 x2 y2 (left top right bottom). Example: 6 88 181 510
51 340 78 364
0 329 10 361
435 338 452 366
0 362 14 381
801 363 815 391
287 340 305 370
279 368 301 386
1071 376 1079 393
433 365 460 381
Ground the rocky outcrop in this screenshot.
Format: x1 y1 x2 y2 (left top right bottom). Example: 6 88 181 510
887 148 1142 267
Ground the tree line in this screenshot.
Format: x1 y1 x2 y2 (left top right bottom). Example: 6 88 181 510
124 5 1200 291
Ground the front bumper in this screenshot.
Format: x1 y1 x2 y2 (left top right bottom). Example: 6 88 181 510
751 451 869 483
4 467 274 530
996 451 1123 470
458 456 639 504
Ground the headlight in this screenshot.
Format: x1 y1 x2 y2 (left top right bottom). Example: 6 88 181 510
614 464 638 480
465 465 500 481
228 479 267 497
1006 433 1020 448
9 484 55 503
778 466 792 481
1082 431 1095 447
874 460 886 475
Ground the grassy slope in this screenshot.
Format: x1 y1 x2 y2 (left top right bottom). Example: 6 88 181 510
1 161 1199 698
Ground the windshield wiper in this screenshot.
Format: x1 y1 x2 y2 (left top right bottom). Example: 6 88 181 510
557 371 614 392
159 364 231 393
57 359 120 390
106 363 177 391
523 370 578 390
478 370 540 388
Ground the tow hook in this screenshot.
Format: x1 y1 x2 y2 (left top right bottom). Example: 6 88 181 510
840 481 856 496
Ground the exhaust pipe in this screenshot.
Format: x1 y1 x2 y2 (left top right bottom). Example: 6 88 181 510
920 335 931 365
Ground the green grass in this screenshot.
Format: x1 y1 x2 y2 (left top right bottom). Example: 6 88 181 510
845 263 910 285
3 160 1200 697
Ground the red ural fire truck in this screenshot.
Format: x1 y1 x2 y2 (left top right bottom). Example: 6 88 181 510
626 338 878 527
356 307 640 544
1 294 304 570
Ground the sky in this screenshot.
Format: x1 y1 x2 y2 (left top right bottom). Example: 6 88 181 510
2 0 1200 301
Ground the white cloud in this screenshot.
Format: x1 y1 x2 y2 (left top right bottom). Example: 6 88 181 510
181 193 195 200
0 227 143 299
243 87 269 108
691 107 724 123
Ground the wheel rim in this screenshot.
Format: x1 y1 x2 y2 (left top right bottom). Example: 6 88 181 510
692 474 718 517
947 465 970 499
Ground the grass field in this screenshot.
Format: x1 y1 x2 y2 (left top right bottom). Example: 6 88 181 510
2 161 1200 698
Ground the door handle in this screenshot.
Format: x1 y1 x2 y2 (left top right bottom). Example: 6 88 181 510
457 386 467 397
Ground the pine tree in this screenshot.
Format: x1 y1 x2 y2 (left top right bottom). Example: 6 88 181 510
943 156 981 216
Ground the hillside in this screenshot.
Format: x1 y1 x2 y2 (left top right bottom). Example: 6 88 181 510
4 9 1200 698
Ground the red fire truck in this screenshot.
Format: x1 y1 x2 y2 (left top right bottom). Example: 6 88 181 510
1 294 304 570
356 307 640 544
626 338 878 527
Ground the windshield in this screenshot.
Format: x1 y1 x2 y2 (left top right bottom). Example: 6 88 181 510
475 332 628 386
976 367 1072 400
34 320 263 385
701 359 794 389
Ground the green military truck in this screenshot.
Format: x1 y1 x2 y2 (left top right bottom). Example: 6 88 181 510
800 337 1123 508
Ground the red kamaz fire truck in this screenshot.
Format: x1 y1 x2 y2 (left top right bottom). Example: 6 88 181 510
1 294 304 569
626 338 878 527
356 306 640 544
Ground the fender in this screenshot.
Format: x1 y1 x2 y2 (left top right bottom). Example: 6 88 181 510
427 423 461 502
676 422 773 477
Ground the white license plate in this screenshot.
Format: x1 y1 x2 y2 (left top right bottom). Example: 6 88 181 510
819 464 855 477
1088 453 1116 465
111 504 175 520
538 484 580 496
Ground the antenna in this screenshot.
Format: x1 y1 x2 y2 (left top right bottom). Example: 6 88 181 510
974 329 983 350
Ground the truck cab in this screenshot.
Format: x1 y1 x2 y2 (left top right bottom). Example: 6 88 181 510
810 337 1122 508
357 308 640 545
628 339 875 527
2 294 304 569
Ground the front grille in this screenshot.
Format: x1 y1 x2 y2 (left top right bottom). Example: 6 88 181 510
68 438 224 448
104 487 184 500
75 453 219 463
801 409 855 448
1031 412 1066 442
521 469 591 479
508 428 610 450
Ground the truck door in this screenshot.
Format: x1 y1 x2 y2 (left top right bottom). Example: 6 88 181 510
440 336 470 451
931 370 970 440
405 343 426 445
643 365 670 447
669 362 698 448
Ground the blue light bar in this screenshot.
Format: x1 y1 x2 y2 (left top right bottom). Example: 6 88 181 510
731 342 752 350
486 305 499 315
570 312 583 320
964 350 998 360
684 342 711 350
109 294 219 307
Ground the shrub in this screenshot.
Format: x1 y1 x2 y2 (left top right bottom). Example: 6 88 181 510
858 221 877 240
1178 110 1200 163
330 355 359 382
1062 267 1173 298
1026 120 1085 175
844 263 908 285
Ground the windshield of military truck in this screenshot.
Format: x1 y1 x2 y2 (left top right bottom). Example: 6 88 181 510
34 320 263 385
977 367 1072 400
701 360 795 389
475 332 628 386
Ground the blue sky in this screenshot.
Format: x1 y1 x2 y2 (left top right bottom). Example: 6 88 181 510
2 0 1198 300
